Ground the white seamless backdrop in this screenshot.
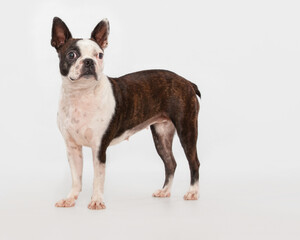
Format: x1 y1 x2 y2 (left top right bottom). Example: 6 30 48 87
0 0 299 239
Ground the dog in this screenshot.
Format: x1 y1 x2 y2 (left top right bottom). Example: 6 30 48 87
51 17 201 210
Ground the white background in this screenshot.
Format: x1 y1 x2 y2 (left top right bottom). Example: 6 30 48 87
0 0 299 239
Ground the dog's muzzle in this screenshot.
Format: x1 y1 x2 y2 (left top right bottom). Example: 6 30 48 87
80 58 97 79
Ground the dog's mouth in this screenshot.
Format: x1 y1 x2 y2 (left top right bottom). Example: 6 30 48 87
69 70 97 81
80 70 97 79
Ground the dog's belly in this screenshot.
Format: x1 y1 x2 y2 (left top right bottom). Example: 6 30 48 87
110 116 169 146
59 114 169 147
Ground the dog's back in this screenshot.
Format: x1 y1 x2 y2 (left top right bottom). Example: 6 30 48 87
108 69 200 134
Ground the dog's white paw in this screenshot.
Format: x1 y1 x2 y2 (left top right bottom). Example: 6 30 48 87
55 197 76 207
88 200 106 210
152 189 171 198
183 191 198 200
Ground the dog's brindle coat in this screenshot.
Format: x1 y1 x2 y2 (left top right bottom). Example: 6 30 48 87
51 17 201 209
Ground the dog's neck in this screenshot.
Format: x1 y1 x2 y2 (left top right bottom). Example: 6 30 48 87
61 72 106 98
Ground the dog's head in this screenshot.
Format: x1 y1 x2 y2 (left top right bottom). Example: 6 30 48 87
51 17 109 83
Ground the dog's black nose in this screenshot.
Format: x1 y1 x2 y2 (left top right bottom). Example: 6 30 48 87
83 58 94 67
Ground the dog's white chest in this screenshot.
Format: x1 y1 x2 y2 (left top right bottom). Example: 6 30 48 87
57 76 115 148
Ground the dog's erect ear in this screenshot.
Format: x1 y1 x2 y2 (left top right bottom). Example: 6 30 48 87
91 19 110 49
51 17 72 51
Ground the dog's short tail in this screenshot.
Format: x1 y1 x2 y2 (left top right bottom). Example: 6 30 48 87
190 82 201 99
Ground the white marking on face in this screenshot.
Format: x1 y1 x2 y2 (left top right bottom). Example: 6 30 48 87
67 39 104 82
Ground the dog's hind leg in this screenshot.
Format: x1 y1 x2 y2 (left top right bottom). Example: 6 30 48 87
175 114 200 200
151 120 177 198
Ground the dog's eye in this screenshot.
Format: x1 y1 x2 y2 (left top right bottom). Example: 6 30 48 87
67 51 77 60
98 53 104 59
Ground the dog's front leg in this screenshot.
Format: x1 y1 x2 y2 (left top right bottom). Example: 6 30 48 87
88 148 106 210
55 140 83 208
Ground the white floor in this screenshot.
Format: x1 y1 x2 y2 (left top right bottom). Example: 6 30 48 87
1 130 299 240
